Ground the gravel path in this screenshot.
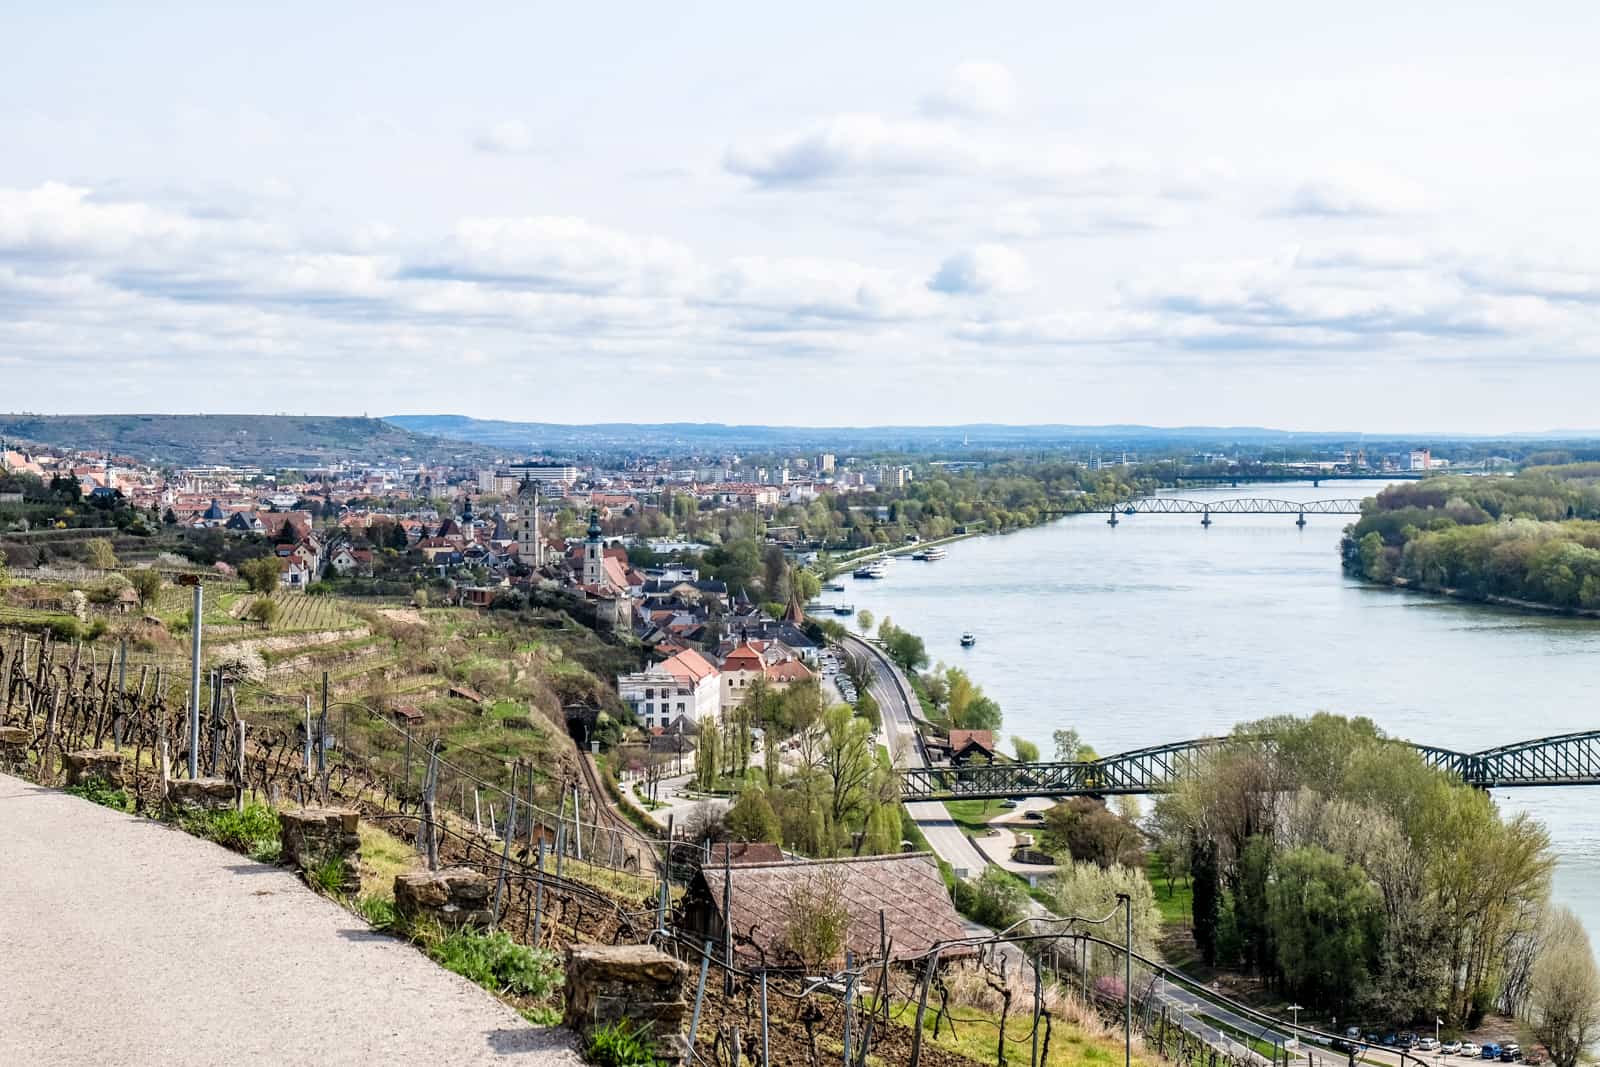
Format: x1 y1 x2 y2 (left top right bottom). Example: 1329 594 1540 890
0 773 580 1066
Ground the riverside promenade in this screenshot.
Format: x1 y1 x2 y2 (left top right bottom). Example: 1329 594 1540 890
0 772 579 1066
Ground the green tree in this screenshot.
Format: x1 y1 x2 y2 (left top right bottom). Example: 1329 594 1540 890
725 786 782 844
1046 861 1162 954
129 567 161 608
855 608 873 633
956 867 1029 930
1268 845 1382 1010
238 555 281 594
1527 907 1600 1067
696 727 719 792
820 704 875 826
1012 736 1040 763
1358 530 1391 581
245 598 281 629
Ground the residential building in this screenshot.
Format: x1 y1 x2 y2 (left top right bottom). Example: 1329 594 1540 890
618 649 721 730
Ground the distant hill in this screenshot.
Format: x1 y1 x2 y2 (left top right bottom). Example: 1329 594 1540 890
0 414 493 468
386 414 1361 457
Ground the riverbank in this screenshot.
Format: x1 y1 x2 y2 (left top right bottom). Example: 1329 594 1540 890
1365 575 1600 620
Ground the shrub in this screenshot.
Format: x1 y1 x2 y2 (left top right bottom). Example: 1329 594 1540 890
309 855 346 894
426 928 563 1000
583 1019 663 1067
246 598 281 628
64 776 131 813
354 895 399 931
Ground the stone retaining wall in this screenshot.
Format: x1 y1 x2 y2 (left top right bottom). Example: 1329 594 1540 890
393 867 492 929
564 944 689 1060
279 808 362 894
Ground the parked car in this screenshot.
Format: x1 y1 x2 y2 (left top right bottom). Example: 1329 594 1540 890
1481 1043 1502 1060
1523 1050 1546 1065
1344 1028 1362 1041
1333 1039 1361 1054
1418 1037 1441 1052
1459 1043 1481 1058
1382 1033 1399 1047
1365 1032 1383 1047
1022 810 1045 822
1442 1041 1463 1055
1500 1044 1521 1062
1000 799 1020 809
1399 1032 1419 1049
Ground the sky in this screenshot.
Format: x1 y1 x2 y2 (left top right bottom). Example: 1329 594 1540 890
5 1 1600 432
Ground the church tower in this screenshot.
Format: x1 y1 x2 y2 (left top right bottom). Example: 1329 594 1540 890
583 507 605 587
516 481 543 567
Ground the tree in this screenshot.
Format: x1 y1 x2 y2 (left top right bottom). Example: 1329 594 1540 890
129 567 161 608
84 538 117 569
819 704 875 825
1268 845 1382 1010
1012 737 1040 763
1527 907 1600 1067
1192 838 1221 967
1040 797 1143 868
238 555 281 594
1053 729 1091 762
725 786 782 844
791 567 821 604
855 609 873 633
1046 861 1162 954
696 727 720 791
779 866 850 968
245 598 281 629
955 867 1029 930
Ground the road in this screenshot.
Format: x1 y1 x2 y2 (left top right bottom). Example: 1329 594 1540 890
0 772 580 1067
841 633 989 878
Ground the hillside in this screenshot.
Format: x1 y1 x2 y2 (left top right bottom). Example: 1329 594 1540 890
0 414 493 468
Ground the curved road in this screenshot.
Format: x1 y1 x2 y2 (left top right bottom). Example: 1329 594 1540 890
0 772 579 1066
842 633 988 878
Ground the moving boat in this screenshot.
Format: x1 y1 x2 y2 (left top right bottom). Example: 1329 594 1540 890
832 604 855 616
823 582 846 592
852 561 887 579
960 632 977 647
913 547 947 561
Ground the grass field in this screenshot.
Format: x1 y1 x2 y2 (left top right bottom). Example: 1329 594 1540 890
1146 853 1192 926
945 797 1007 836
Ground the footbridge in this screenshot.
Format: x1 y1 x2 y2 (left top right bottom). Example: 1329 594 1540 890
898 731 1600 801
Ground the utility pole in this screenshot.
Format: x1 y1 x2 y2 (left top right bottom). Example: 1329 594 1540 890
1117 891 1131 1067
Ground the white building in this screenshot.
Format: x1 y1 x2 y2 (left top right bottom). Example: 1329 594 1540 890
618 649 721 730
507 463 579 489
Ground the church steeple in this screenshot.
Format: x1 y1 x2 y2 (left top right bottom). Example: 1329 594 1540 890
583 507 605 587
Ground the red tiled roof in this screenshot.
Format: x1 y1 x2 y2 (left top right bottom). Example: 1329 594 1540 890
949 730 995 754
661 649 718 685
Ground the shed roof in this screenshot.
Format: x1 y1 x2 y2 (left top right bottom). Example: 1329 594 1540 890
695 852 969 967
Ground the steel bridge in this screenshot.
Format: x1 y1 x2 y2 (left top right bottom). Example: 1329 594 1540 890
899 731 1600 800
1101 497 1363 526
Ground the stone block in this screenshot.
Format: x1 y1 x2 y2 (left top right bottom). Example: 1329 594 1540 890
0 725 29 768
279 807 362 894
565 944 690 1056
64 750 128 789
165 777 237 812
394 867 492 929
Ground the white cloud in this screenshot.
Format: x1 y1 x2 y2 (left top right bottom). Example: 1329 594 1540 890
472 119 535 154
706 255 939 324
927 245 1031 295
920 62 1019 120
419 215 700 296
724 114 978 184
1280 167 1427 218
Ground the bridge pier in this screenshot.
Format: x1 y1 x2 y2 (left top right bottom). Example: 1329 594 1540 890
1107 509 1118 527
1296 511 1306 528
1201 507 1211 527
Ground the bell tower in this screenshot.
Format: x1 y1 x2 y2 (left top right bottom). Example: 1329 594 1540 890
583 507 604 586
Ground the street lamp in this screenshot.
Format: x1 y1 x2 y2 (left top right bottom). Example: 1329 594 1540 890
1286 1004 1304 1065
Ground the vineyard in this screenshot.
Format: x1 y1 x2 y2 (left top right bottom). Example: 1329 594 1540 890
226 592 361 634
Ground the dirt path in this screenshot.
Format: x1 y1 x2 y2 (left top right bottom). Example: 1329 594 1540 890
0 773 580 1066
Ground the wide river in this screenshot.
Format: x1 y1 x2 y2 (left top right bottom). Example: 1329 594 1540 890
838 480 1600 939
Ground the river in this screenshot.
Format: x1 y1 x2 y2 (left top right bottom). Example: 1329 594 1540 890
835 480 1600 941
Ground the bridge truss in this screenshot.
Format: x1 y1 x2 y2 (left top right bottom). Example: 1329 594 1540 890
899 731 1600 800
1120 497 1364 515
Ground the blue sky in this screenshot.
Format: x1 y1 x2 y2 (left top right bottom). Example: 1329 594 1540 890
5 2 1600 430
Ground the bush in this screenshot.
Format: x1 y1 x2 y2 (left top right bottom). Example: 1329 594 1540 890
64 776 131 813
246 598 281 628
354 895 399 931
953 867 1029 930
426 928 563 1000
583 1019 663 1067
179 803 281 862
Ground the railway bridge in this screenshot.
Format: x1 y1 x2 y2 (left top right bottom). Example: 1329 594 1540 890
898 731 1600 801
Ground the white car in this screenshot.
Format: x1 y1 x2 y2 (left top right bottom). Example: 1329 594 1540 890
1418 1038 1440 1052
1442 1041 1463 1055
1460 1043 1480 1058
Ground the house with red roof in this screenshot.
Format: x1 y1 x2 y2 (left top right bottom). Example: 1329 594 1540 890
618 648 722 730
719 640 814 714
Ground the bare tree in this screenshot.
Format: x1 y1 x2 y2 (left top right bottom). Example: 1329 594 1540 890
1527 907 1600 1067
